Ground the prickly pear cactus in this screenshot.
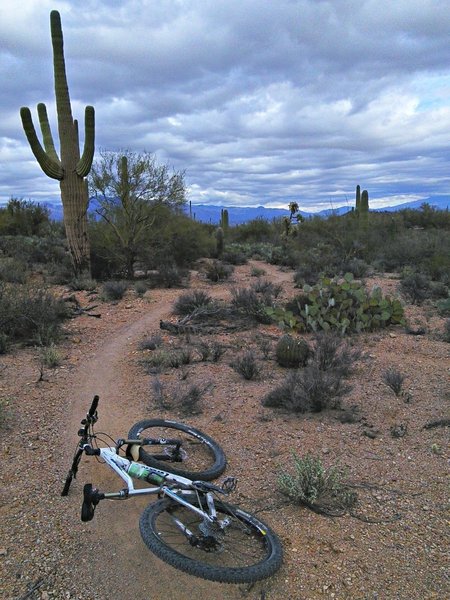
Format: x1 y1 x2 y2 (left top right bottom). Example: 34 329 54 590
275 334 310 368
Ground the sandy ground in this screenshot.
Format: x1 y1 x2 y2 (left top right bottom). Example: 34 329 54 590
0 261 449 600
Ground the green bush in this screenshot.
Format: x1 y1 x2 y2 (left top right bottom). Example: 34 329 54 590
0 332 10 354
173 290 213 316
102 280 128 301
68 277 97 291
39 344 62 368
278 453 357 510
383 368 405 396
443 319 450 343
0 258 28 283
230 287 273 324
146 265 189 288
138 334 162 351
312 332 361 377
230 350 260 380
400 271 432 305
134 280 148 297
0 283 68 346
204 260 234 282
262 366 351 413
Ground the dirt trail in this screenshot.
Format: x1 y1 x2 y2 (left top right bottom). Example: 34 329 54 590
63 264 291 600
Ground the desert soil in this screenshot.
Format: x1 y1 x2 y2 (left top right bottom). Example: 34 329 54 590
0 260 449 600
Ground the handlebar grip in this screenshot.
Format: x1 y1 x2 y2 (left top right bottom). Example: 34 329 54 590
88 395 99 417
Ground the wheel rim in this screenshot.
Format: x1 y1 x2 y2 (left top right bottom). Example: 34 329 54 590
150 503 272 570
139 425 216 475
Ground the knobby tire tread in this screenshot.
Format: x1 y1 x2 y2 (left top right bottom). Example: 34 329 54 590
139 498 283 583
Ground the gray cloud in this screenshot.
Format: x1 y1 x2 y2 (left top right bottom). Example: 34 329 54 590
1 0 449 210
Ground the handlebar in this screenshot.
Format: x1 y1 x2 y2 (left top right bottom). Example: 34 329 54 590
88 395 99 418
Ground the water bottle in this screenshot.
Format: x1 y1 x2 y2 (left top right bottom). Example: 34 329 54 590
127 462 164 485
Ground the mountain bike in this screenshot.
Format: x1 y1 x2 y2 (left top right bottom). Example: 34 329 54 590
61 396 283 583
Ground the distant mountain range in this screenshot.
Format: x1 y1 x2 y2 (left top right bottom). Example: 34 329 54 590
15 195 450 225
184 196 449 224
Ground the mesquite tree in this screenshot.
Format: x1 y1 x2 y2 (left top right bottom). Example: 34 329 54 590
20 10 95 276
89 150 186 278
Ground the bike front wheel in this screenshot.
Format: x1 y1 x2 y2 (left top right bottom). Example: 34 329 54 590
139 497 283 583
128 419 226 481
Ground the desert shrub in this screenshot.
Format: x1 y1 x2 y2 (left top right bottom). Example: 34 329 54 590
222 250 247 265
437 297 450 316
151 377 171 409
210 342 226 362
423 253 450 284
195 341 211 361
39 344 62 368
251 279 282 299
102 280 128 301
0 234 68 268
267 273 405 334
140 350 171 373
312 332 361 377
256 335 272 359
138 334 163 351
0 397 11 429
251 266 266 277
0 283 68 346
231 218 274 244
0 258 28 283
383 368 405 396
169 348 193 368
399 271 432 305
278 453 357 510
443 319 450 343
0 332 10 354
0 198 51 236
173 290 213 316
341 258 369 278
275 334 310 368
262 366 351 413
230 350 260 380
230 287 272 324
68 277 97 291
294 264 324 287
176 382 211 415
134 281 148 297
148 264 189 289
430 281 449 299
204 260 234 282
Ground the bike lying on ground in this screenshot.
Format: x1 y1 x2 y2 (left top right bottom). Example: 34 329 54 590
61 396 283 584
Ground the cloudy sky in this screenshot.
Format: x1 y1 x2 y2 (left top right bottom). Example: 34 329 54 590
1 0 450 211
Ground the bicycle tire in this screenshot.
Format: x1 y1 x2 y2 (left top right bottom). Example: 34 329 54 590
127 419 226 481
139 497 283 583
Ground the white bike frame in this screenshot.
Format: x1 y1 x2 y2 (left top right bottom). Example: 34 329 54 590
92 445 219 523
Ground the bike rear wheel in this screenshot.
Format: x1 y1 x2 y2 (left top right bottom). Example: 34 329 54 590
139 497 282 583
128 419 226 481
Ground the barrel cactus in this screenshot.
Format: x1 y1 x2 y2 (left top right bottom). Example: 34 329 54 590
275 334 310 368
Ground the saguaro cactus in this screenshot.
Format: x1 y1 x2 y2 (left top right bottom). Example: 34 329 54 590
20 10 95 275
355 185 361 213
220 208 229 230
361 189 369 214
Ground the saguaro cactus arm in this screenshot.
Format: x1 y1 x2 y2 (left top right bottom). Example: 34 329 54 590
20 106 64 180
37 103 60 162
76 106 95 177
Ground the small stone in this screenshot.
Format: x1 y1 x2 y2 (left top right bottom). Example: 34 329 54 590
0 548 7 556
